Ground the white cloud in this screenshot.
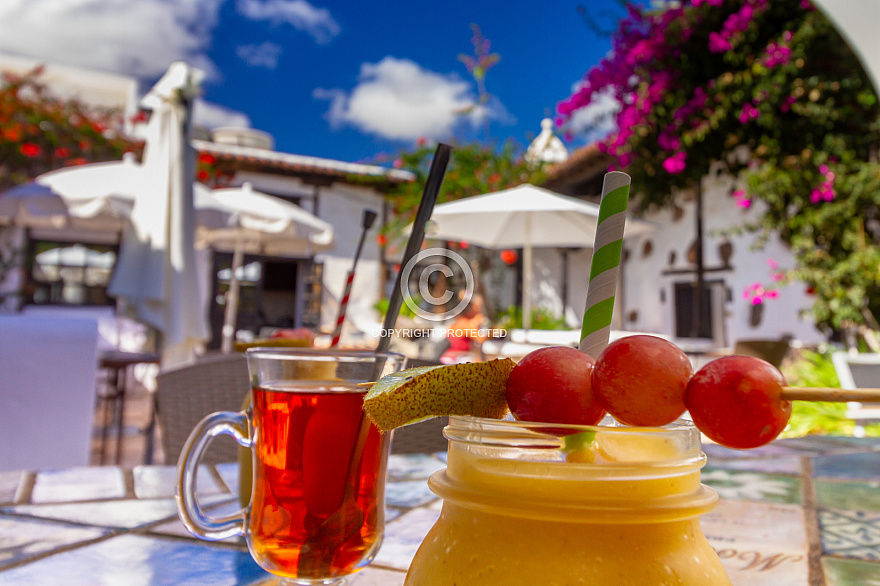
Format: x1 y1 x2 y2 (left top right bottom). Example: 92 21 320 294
0 0 223 81
193 99 252 130
236 42 282 69
565 86 620 143
314 56 508 142
0 0 338 84
236 0 339 44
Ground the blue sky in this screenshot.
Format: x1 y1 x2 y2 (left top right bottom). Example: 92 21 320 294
0 0 625 164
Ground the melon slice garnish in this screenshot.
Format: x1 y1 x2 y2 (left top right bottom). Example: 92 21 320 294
363 358 516 431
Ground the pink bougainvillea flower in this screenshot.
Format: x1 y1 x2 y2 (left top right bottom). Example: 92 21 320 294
708 31 732 53
662 151 687 174
739 102 760 123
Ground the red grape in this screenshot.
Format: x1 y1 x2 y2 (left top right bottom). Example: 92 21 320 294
591 335 693 427
505 346 606 425
686 355 791 449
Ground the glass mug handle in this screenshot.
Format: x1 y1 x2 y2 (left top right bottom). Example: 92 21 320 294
176 410 252 541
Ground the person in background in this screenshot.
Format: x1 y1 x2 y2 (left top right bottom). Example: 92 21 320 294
442 293 487 363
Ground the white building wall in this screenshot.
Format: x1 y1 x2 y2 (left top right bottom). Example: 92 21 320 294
618 172 824 347
226 172 387 340
316 183 385 339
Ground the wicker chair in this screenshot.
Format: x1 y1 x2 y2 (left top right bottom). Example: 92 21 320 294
155 353 250 465
390 417 449 454
388 358 450 454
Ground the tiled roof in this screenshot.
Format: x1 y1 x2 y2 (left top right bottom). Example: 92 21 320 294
192 139 416 184
544 142 610 183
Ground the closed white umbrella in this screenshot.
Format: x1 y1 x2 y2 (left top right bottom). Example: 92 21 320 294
193 182 334 352
427 183 654 329
108 62 208 367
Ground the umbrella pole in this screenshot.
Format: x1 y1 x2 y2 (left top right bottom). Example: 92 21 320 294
523 214 532 331
221 234 245 353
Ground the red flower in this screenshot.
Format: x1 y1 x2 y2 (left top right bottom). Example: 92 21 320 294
197 169 209 181
3 126 22 142
54 146 71 159
19 143 41 158
198 152 216 165
376 234 388 246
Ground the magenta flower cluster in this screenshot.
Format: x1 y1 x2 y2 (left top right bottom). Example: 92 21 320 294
743 259 786 304
739 101 760 123
707 0 768 54
743 282 779 305
731 189 752 209
764 37 793 68
662 151 687 174
780 95 797 113
810 164 836 203
557 0 816 182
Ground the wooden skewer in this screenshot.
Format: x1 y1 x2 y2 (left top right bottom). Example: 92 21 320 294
781 387 880 402
358 382 880 402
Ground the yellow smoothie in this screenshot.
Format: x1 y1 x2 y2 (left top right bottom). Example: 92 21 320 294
405 416 731 585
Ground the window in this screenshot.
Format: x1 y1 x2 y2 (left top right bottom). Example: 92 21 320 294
673 279 729 344
27 240 118 306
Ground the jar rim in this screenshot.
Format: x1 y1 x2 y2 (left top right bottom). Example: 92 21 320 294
444 415 705 467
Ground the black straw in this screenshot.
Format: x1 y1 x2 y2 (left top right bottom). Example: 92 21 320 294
376 143 452 354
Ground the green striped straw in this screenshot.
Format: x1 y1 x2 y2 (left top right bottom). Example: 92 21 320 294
579 171 632 358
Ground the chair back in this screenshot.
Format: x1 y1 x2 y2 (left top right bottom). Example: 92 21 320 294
389 358 449 454
156 353 250 465
831 352 880 436
391 417 450 454
732 339 790 368
0 316 98 471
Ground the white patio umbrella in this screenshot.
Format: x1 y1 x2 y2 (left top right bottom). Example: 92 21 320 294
0 155 140 231
108 62 208 367
426 183 654 329
813 0 880 94
193 182 334 352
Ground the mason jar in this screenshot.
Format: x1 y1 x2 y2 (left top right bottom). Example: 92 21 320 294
405 416 731 585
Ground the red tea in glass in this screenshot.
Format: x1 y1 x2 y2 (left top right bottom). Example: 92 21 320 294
249 382 387 579
176 349 404 586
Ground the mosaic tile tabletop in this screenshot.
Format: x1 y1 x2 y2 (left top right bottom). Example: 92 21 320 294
2 436 880 584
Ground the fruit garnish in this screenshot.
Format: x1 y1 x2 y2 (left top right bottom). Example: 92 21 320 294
563 430 597 463
505 346 606 425
363 358 516 431
594 431 679 462
591 335 692 427
685 355 791 449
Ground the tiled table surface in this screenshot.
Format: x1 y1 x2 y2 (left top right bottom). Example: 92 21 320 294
2 436 880 585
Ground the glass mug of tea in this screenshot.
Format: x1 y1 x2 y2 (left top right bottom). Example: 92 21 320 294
176 348 405 585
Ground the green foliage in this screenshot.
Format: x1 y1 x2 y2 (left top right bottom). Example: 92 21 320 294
494 305 569 331
0 66 135 190
781 348 880 437
374 295 420 320
383 140 546 237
